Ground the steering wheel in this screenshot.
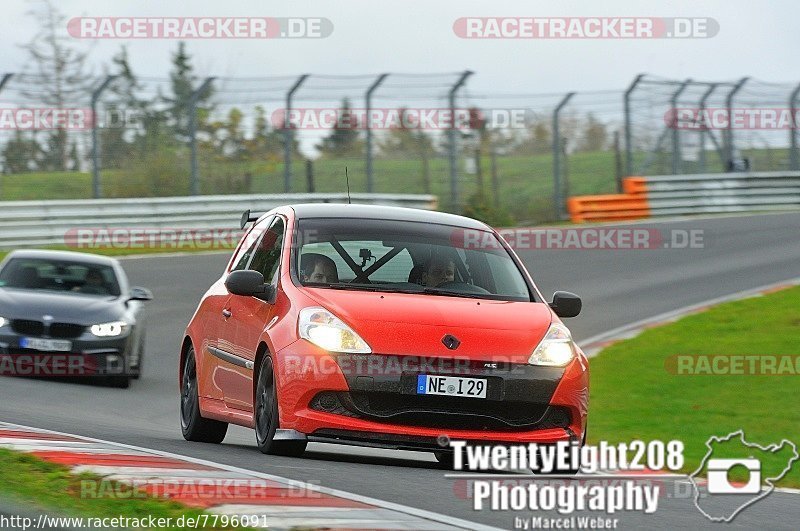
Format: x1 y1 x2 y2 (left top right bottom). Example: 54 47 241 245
434 281 491 295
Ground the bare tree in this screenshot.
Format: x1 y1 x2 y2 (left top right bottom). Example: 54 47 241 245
20 0 95 170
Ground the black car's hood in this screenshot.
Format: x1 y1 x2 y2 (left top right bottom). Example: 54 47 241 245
0 288 125 324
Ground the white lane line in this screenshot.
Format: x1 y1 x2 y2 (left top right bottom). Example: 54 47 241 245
70 466 253 478
578 276 800 356
0 444 153 455
0 421 502 531
211 504 459 530
0 439 111 447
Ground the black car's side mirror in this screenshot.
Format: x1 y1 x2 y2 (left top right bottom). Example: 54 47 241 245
225 270 276 303
128 286 153 302
549 291 582 318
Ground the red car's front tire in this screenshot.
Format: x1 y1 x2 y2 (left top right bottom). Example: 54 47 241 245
181 347 228 443
255 355 307 457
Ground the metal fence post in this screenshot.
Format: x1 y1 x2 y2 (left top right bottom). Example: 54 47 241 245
189 77 215 196
670 79 692 175
448 70 473 210
90 75 116 199
552 92 575 220
624 74 646 176
283 74 309 193
0 73 13 200
724 77 749 169
698 83 718 172
365 73 389 193
789 82 800 170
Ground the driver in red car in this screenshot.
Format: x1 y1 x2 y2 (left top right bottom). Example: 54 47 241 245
301 253 339 284
422 255 455 287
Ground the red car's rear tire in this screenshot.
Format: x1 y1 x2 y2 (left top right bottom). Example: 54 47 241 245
180 347 228 443
255 355 307 457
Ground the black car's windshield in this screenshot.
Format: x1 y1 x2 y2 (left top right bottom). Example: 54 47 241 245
295 218 532 302
0 258 121 297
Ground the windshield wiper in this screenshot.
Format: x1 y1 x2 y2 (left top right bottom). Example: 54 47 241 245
320 283 424 294
422 288 492 300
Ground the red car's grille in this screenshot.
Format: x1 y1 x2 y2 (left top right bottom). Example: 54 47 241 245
310 391 570 432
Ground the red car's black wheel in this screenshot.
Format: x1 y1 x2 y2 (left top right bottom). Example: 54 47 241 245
180 347 228 443
255 355 307 457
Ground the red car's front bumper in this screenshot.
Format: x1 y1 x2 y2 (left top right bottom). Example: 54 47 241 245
272 340 589 450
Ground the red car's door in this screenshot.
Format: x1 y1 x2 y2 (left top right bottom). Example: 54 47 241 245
217 215 285 412
196 278 229 401
209 216 273 407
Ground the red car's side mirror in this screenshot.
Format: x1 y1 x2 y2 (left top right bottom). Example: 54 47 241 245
549 291 582 318
225 270 276 303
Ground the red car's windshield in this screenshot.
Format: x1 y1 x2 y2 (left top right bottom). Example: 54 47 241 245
295 218 533 302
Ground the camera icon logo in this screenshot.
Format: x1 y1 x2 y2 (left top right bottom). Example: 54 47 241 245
690 430 799 523
706 458 761 494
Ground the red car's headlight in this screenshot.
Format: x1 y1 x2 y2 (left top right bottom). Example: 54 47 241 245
298 307 371 354
528 323 576 367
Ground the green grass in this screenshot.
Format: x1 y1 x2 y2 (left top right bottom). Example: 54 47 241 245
0 448 241 530
0 147 791 223
0 151 622 223
589 285 800 486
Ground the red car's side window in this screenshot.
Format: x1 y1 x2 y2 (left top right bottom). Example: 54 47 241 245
248 217 285 285
229 216 274 272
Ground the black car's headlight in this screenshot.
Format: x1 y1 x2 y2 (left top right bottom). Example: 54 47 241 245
0 316 6 329
90 321 128 338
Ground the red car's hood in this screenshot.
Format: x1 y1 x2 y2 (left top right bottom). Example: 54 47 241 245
301 287 553 363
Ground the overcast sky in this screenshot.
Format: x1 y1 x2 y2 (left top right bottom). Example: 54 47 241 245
3 0 798 95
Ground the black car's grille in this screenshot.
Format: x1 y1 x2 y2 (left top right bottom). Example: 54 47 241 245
10 320 85 339
310 391 571 432
11 320 44 336
48 323 86 339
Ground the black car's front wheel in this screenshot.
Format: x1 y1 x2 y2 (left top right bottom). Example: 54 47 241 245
180 346 228 443
255 355 306 457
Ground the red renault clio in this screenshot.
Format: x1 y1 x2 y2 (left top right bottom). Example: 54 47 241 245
179 204 588 461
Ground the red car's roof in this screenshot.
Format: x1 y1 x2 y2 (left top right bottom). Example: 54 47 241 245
289 203 491 230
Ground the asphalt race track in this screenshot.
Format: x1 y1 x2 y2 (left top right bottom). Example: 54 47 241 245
1 212 799 529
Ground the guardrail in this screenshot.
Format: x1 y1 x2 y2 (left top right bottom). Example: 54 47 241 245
0 193 439 249
568 171 800 222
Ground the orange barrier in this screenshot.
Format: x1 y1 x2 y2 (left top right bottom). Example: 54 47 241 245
623 176 647 194
567 177 649 223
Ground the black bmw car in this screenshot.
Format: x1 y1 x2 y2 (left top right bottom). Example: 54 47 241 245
0 250 152 388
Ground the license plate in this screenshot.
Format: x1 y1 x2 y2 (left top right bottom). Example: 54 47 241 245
20 338 72 352
417 375 487 399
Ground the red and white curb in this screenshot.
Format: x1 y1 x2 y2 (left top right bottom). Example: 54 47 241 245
0 422 501 531
579 277 800 357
